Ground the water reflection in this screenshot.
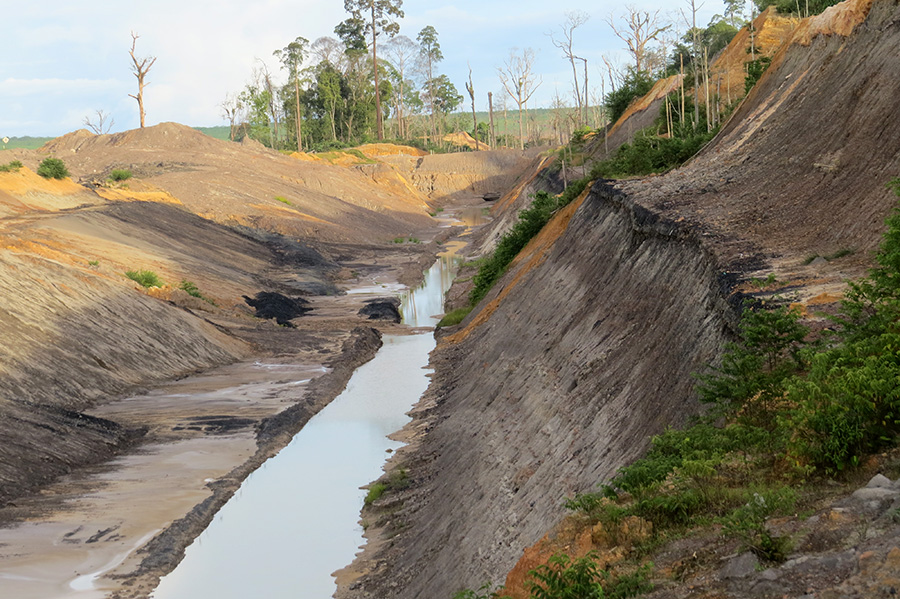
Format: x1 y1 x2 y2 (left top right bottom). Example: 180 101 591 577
151 257 458 599
399 253 462 327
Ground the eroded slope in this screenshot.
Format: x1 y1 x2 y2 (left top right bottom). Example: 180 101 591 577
342 1 900 597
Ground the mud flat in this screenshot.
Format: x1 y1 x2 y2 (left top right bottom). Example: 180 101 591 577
0 318 383 599
0 196 488 599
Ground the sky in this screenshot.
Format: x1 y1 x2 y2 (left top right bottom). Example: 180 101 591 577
1 0 727 138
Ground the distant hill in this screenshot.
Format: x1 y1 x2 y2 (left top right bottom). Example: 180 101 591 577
194 126 231 141
2 136 54 150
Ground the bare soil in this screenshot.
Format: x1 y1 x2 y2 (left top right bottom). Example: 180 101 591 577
0 124 523 598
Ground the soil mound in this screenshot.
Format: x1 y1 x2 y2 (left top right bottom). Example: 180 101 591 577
443 131 489 151
243 292 312 326
356 143 428 158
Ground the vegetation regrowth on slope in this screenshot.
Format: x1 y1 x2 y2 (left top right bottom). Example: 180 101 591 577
548 178 900 583
456 177 900 598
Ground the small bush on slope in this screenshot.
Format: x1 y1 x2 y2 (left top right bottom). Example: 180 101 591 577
36 157 69 179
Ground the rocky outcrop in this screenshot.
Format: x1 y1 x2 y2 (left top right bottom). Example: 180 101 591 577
358 297 402 323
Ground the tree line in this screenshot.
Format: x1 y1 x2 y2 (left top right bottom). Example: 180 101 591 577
97 0 844 152
220 0 471 152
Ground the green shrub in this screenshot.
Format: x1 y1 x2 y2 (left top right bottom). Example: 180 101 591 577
388 468 410 490
591 126 717 179
694 301 808 426
785 332 900 472
784 180 900 471
523 553 653 599
36 157 69 179
364 482 386 506
109 168 132 181
527 553 607 599
437 306 473 327
125 269 163 288
744 56 772 93
721 487 796 562
275 195 292 205
604 69 655 125
0 160 23 173
452 583 505 599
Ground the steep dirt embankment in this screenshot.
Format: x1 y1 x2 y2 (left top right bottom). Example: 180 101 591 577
375 148 544 205
345 1 900 597
627 0 900 283
345 182 733 598
0 192 279 503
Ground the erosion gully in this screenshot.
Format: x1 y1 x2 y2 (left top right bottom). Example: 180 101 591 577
149 249 462 599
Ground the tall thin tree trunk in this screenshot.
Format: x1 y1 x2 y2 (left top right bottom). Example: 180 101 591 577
680 55 686 128
294 78 302 151
488 91 495 149
517 102 524 150
371 3 384 140
583 59 589 127
704 46 711 131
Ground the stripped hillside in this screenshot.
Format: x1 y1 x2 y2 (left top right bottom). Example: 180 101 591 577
340 0 900 597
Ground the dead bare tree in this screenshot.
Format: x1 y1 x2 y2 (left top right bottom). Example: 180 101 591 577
601 53 623 92
680 0 706 128
488 91 496 149
128 32 157 129
497 47 542 151
258 61 281 149
604 6 670 75
465 63 479 149
83 109 114 135
384 35 417 139
550 10 589 127
220 94 244 141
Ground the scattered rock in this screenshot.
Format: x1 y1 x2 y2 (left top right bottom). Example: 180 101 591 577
243 292 312 326
845 486 900 518
721 552 759 580
866 474 894 489
358 297 402 323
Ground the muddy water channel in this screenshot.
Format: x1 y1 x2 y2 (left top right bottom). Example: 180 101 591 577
151 253 459 599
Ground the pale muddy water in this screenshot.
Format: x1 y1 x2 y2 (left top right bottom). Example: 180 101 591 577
151 253 459 599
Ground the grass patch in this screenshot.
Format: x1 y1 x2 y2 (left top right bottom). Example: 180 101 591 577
344 148 377 163
125 269 163 288
275 195 292 206
825 248 854 260
87 259 99 267
364 482 387 506
437 306 473 328
179 280 216 305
